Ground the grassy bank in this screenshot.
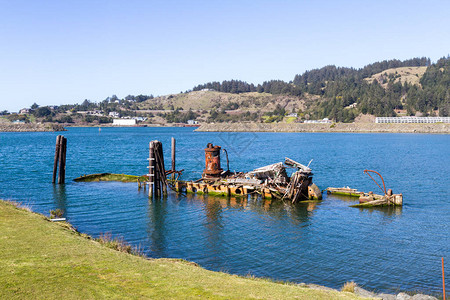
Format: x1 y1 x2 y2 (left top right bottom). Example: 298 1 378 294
0 200 364 299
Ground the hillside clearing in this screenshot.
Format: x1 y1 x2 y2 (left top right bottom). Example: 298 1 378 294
365 66 427 87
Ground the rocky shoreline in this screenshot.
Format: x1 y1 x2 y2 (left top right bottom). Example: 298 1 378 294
303 283 439 300
196 122 450 134
0 123 66 132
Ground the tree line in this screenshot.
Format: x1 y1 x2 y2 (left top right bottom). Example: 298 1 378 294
191 56 449 120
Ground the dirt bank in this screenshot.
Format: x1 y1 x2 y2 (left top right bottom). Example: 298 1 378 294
196 122 450 134
0 123 66 132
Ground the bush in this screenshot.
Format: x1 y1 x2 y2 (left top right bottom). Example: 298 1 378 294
341 281 356 293
50 209 64 218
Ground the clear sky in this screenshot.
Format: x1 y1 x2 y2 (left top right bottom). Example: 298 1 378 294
1 0 449 112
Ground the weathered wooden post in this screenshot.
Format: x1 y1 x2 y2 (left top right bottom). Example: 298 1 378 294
171 137 176 180
158 141 168 196
148 141 155 197
148 140 168 198
154 142 160 197
58 137 67 184
52 135 61 183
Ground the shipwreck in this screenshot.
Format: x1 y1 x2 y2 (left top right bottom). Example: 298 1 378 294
326 170 403 207
174 143 322 203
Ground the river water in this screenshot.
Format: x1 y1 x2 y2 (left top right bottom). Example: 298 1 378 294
0 127 448 294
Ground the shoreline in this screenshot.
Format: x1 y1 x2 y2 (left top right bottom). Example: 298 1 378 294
2 122 449 134
0 123 66 132
195 122 450 134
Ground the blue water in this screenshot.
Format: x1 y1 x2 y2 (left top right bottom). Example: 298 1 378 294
0 127 448 294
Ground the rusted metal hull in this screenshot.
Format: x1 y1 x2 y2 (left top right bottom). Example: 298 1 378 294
175 178 322 202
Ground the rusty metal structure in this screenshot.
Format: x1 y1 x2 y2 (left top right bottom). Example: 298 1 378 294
202 143 224 178
175 143 322 203
326 169 403 207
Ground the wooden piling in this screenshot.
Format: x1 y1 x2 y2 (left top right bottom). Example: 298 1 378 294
52 135 61 183
171 137 176 180
149 141 155 197
148 140 168 198
154 142 161 197
158 141 167 196
58 137 67 184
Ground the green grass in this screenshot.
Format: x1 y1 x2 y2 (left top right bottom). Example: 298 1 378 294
0 200 368 299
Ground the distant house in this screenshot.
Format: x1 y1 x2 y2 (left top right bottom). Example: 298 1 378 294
287 113 298 118
109 112 120 118
112 119 136 126
187 120 199 125
19 108 30 115
13 120 25 124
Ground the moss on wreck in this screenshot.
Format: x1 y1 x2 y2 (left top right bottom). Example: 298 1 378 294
74 173 147 183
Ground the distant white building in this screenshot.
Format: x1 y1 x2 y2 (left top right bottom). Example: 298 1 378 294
112 119 136 126
109 112 120 118
304 118 332 124
287 113 298 118
187 120 199 125
375 117 450 124
19 108 30 114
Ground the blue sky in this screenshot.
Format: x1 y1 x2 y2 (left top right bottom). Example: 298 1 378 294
1 0 449 112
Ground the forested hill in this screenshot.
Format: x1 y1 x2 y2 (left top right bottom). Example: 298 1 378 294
191 56 449 121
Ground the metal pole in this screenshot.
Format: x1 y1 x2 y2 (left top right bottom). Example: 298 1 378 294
443 257 446 300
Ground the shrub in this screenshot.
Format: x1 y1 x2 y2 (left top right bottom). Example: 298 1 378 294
341 281 356 293
50 209 64 218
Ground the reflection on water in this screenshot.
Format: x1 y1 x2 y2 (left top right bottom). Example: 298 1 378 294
189 193 317 226
147 198 168 257
358 205 403 217
52 184 67 217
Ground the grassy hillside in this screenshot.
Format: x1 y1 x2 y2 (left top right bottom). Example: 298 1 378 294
0 200 364 299
365 66 427 87
138 91 309 113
